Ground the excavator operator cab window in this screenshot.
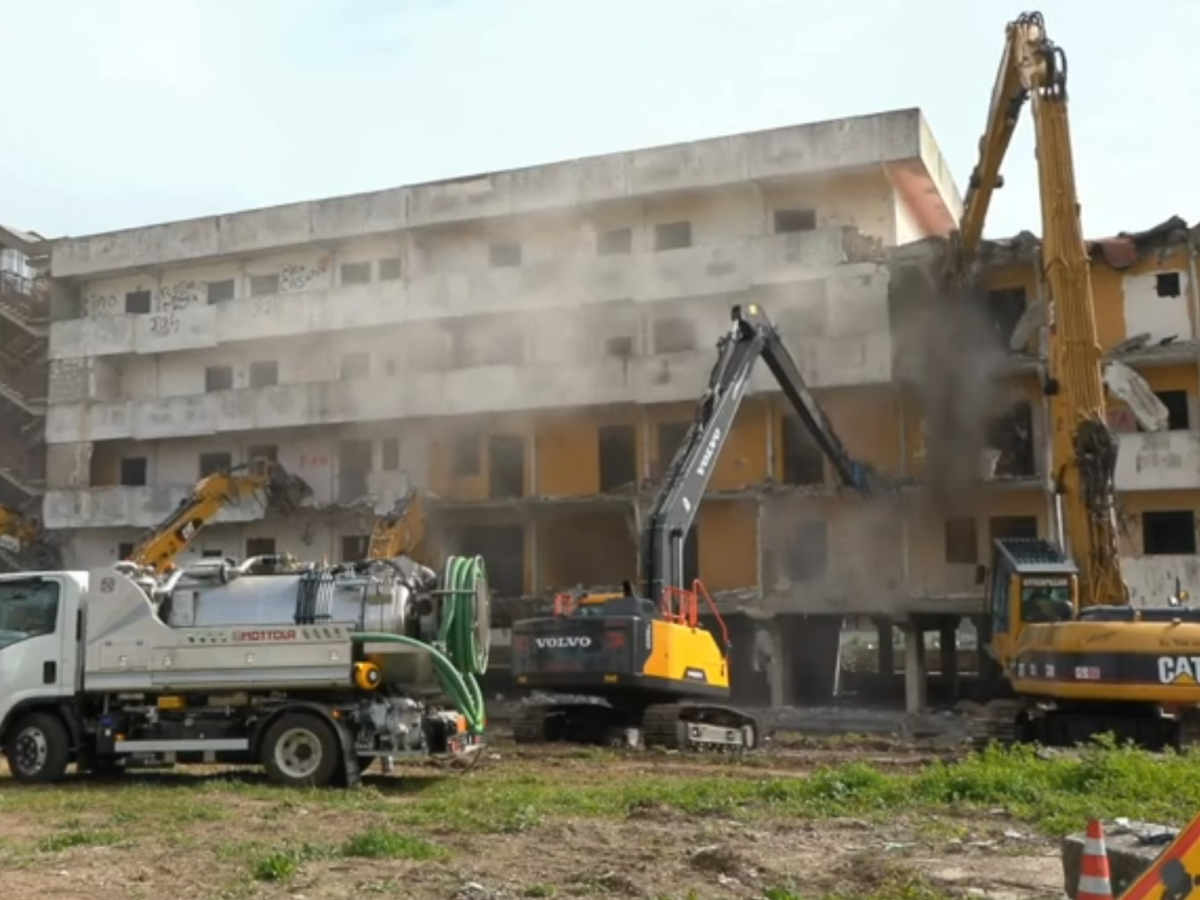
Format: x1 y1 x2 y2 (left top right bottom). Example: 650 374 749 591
1018 578 1075 624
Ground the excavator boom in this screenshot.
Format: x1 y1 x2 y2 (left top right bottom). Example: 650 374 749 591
642 303 881 601
952 10 1126 607
128 457 312 574
367 490 426 561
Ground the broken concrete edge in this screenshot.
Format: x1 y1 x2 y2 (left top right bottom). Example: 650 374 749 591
1061 820 1181 900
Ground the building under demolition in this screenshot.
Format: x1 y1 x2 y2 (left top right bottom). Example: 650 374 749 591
24 107 1200 711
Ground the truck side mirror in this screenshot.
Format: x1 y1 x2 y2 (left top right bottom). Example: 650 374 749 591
974 564 987 586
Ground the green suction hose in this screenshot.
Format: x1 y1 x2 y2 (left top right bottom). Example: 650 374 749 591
351 554 490 734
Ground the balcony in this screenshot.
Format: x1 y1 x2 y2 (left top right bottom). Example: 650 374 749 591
1114 430 1200 491
44 332 893 445
1121 555 1200 607
47 229 884 361
41 484 276 530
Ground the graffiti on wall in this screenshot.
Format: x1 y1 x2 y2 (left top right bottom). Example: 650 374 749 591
159 280 203 313
279 259 330 293
85 294 120 317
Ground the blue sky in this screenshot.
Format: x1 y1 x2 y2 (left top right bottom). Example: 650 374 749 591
1 0 1195 241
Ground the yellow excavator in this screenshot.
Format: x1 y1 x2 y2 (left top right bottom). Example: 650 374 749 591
124 457 312 575
0 504 60 570
953 11 1200 750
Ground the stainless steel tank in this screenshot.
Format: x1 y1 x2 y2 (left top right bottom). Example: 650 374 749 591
165 572 412 634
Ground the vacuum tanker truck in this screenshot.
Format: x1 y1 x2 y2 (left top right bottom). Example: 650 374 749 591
0 551 491 787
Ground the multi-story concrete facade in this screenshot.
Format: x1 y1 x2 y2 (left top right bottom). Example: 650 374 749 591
970 216 1200 605
30 105 1200 710
38 108 964 706
0 223 50 571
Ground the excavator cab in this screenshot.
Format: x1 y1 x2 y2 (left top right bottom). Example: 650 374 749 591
979 537 1079 673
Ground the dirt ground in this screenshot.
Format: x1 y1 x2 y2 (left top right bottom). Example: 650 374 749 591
0 735 1066 900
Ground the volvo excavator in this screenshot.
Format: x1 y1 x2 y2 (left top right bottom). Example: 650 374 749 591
509 302 881 752
123 457 312 575
952 11 1200 750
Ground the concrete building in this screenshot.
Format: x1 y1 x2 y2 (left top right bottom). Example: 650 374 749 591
0 223 50 571
38 107 966 707
971 217 1200 603
30 105 1200 712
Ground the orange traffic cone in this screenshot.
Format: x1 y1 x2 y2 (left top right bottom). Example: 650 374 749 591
1078 819 1115 900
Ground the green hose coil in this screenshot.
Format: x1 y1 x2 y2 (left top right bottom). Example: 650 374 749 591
351 554 490 735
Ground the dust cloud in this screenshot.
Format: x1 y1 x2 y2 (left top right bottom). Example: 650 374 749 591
888 246 1016 518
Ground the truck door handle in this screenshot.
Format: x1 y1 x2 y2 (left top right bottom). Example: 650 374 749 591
43 661 56 684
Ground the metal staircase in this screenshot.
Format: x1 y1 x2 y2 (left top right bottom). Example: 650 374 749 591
0 239 50 566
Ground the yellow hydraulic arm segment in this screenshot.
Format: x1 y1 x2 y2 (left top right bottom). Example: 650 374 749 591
952 11 1127 608
127 457 312 574
367 490 425 561
0 504 41 546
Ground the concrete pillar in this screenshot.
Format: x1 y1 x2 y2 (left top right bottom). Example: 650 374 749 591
752 619 786 708
874 616 895 675
939 618 961 699
903 621 927 714
780 614 844 706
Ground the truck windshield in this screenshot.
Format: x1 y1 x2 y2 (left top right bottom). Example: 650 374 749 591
0 580 60 649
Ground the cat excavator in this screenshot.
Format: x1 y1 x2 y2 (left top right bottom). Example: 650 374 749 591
0 505 59 571
952 11 1200 750
123 457 312 575
368 489 425 561
509 302 881 751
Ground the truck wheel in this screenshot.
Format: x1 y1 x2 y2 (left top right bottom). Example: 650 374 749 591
5 711 71 783
261 712 340 788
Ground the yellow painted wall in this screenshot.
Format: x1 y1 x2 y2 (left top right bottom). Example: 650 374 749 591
537 508 636 590
904 489 1046 596
983 244 1196 353
697 500 759 591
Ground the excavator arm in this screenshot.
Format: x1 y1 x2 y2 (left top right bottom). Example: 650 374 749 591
641 302 880 601
127 457 312 575
367 489 426 561
952 11 1127 607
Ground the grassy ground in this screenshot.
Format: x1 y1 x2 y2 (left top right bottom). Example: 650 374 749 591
0 737 1195 900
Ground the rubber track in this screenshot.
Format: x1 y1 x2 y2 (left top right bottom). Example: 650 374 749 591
967 700 1021 750
641 703 759 751
511 705 550 744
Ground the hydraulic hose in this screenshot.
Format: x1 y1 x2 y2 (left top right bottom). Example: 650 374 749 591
350 554 490 734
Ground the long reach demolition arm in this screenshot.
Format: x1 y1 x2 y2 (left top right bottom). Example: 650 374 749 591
948 11 1127 608
127 457 312 575
640 302 881 602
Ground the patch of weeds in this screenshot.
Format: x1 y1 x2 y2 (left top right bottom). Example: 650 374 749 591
523 885 556 898
249 842 332 882
341 827 447 861
251 850 298 883
38 829 121 852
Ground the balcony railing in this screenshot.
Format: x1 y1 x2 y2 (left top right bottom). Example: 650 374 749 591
48 229 880 361
1121 555 1200 607
44 336 892 445
42 484 277 530
1115 430 1200 491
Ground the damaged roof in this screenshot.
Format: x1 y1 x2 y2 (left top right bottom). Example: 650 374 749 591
979 214 1199 270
